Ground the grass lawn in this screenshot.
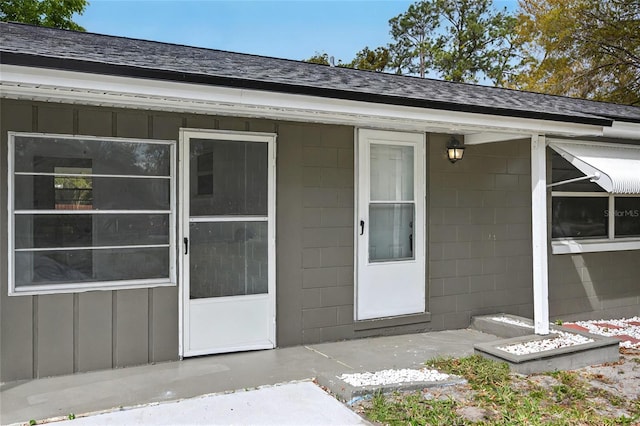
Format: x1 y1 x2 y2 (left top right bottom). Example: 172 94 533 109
357 355 640 425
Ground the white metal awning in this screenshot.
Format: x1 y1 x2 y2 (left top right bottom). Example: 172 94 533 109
548 140 640 194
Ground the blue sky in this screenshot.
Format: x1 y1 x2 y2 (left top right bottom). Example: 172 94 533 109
76 0 519 63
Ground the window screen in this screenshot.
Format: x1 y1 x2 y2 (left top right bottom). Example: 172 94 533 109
9 133 175 293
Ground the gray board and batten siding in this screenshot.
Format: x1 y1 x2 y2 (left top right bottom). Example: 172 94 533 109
2 99 640 382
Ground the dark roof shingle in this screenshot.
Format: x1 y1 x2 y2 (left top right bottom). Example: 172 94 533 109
2 22 639 126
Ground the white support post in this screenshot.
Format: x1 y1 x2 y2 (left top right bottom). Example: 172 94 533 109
531 135 550 335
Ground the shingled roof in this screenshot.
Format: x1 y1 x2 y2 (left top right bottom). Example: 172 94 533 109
2 21 639 126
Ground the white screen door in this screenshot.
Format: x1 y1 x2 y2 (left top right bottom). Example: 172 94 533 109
356 129 425 320
180 129 276 357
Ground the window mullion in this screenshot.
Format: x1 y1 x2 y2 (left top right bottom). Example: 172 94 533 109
15 244 171 252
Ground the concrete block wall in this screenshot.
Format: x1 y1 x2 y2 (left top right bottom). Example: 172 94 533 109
275 123 356 345
549 250 640 321
427 135 535 330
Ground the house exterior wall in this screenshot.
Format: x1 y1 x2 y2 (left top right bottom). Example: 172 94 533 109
549 240 640 321
427 135 535 329
1 98 638 382
275 123 357 346
1 100 181 382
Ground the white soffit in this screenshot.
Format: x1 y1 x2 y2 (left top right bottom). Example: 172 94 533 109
463 132 525 145
0 64 605 137
548 140 640 194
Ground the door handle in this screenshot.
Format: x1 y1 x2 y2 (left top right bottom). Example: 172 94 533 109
184 237 189 255
360 220 365 236
409 233 413 254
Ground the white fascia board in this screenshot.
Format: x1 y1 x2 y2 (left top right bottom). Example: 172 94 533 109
1 64 604 137
602 121 640 140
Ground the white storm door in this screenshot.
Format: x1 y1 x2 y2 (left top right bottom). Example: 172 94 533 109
180 129 276 357
356 129 425 320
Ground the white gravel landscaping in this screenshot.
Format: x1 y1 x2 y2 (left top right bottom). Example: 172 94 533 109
569 316 640 350
338 368 451 387
334 316 639 387
497 331 594 355
491 316 534 329
489 315 640 354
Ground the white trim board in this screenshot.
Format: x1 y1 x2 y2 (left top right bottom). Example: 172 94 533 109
552 239 640 254
1 64 607 138
531 134 549 335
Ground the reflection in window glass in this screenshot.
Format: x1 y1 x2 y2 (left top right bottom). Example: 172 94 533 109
552 197 608 239
15 176 170 210
10 134 174 292
190 139 268 216
189 221 268 299
54 166 93 209
15 214 169 249
14 137 171 176
15 247 169 286
614 198 640 237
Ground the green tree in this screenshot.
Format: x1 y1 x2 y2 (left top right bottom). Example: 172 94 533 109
305 51 331 66
389 1 438 78
513 0 640 105
389 0 519 83
304 51 349 67
0 0 88 31
347 46 391 71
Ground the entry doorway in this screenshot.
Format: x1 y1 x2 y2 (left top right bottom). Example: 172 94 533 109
356 129 426 320
179 129 276 357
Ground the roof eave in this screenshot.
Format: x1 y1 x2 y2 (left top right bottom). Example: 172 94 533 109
0 51 615 128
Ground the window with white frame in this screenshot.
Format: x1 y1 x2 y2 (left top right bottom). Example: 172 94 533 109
550 151 640 251
8 132 176 295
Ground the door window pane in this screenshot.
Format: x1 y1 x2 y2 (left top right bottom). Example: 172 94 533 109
190 139 268 216
369 204 414 262
552 197 608 239
614 198 640 237
189 221 268 299
370 144 414 201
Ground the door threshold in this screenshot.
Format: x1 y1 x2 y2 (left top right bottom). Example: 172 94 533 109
354 312 431 331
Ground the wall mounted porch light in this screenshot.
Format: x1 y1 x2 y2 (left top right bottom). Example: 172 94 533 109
447 136 465 163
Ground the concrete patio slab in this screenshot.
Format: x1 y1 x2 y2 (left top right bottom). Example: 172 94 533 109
51 382 369 426
1 329 499 425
